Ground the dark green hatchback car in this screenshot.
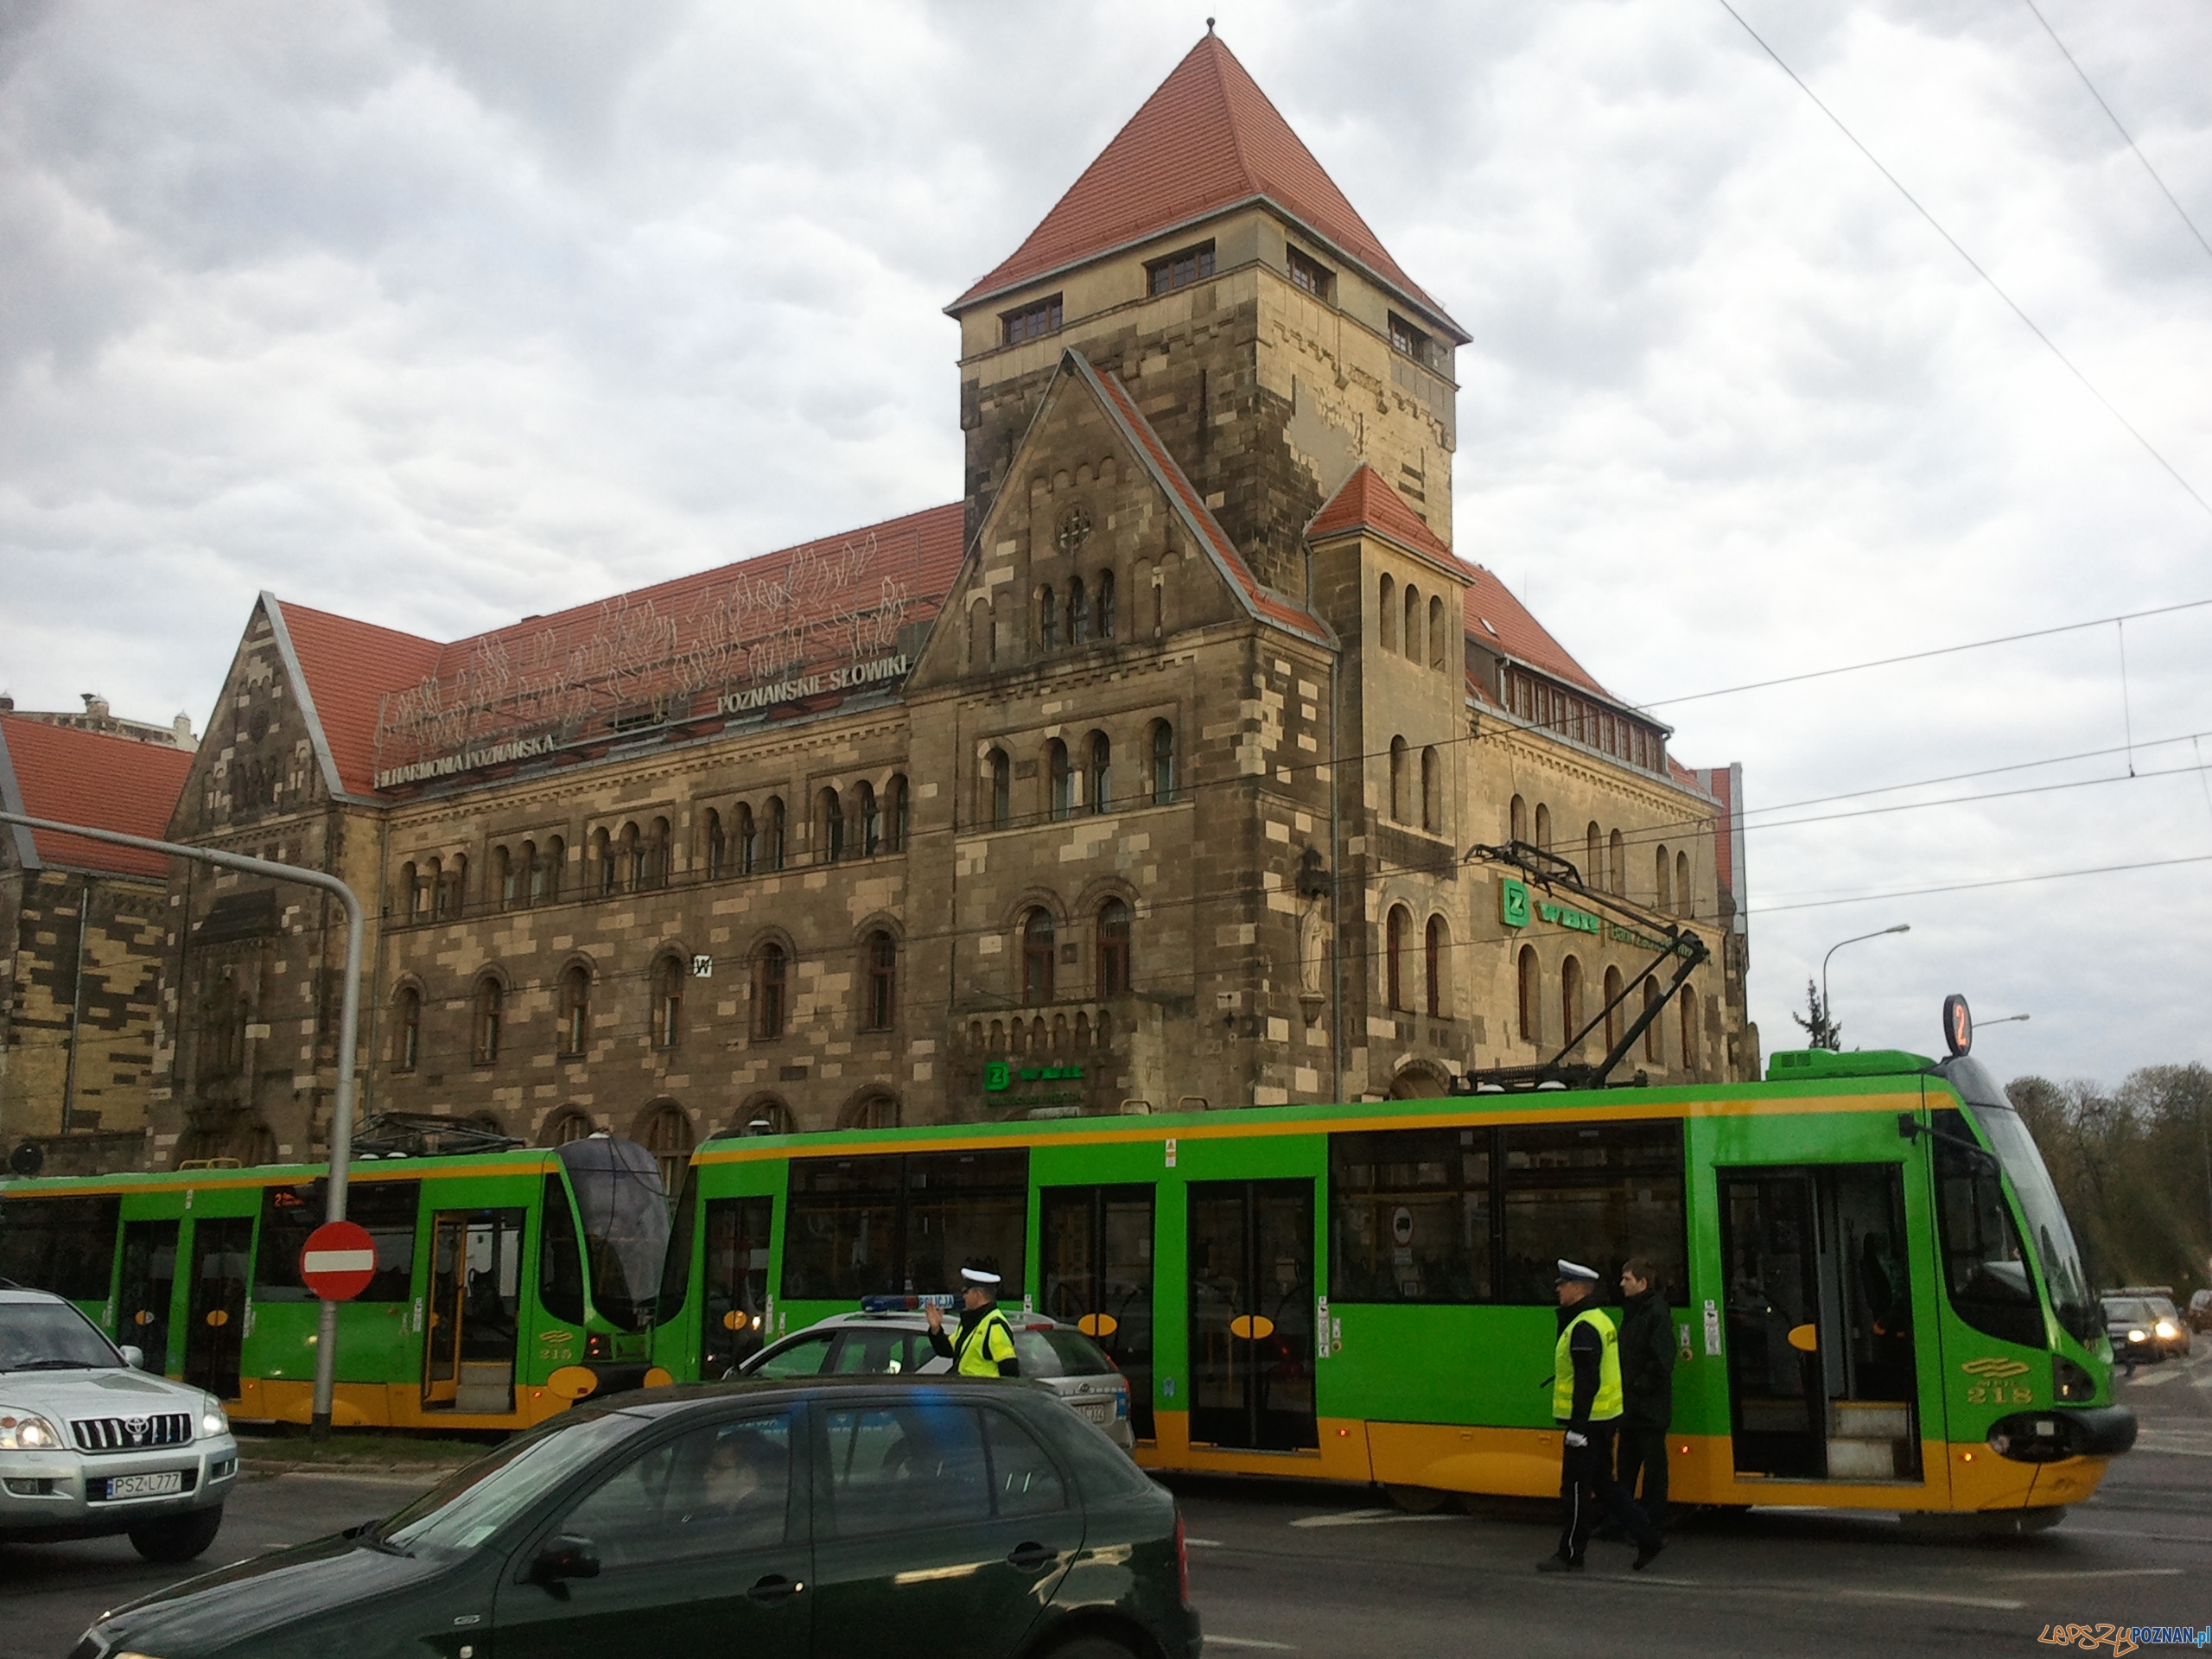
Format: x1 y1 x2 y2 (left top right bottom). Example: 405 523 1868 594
73 1376 1200 1659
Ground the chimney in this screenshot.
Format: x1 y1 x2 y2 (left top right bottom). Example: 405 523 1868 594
0 695 13 711
81 693 111 719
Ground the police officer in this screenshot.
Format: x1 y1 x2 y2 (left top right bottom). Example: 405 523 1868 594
924 1261 1021 1377
1539 1259 1663 1573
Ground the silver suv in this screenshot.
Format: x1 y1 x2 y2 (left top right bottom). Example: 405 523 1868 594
0 1286 239 1561
736 1309 1135 1450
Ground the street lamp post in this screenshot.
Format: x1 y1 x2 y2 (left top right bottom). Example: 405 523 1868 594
0 810 364 1441
1821 923 1910 1037
1979 1014 2031 1028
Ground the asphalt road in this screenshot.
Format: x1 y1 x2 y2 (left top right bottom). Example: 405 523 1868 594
4 1355 2206 1659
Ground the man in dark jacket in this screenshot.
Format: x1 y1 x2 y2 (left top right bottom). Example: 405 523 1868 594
1613 1255 1676 1533
1538 1260 1663 1573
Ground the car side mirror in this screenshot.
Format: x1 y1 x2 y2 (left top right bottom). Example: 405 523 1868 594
119 1345 145 1370
530 1535 600 1586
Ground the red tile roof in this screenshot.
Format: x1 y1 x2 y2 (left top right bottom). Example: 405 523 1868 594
275 503 968 798
954 32 1453 328
1077 354 1330 645
1308 463 1459 569
1460 565 1613 702
0 715 194 879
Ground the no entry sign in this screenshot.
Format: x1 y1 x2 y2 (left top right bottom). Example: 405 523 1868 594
299 1220 378 1302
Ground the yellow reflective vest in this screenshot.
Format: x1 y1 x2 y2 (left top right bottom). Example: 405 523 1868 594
951 1307 1018 1377
1553 1306 1625 1421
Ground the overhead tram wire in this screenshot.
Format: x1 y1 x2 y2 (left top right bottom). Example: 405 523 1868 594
2022 0 2212 269
1713 0 2212 524
1748 852 2212 916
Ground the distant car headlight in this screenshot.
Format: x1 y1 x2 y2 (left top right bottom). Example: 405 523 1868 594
2154 1320 2177 1341
0 1411 64 1450
2126 1328 2147 1343
200 1405 229 1437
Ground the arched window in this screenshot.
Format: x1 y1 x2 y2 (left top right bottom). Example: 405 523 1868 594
736 804 757 874
1604 965 1624 1051
753 943 787 1039
494 845 515 910
1675 850 1692 918
705 810 725 879
425 855 447 918
640 1103 693 1197
843 1091 900 1131
1429 594 1447 670
648 817 671 888
988 748 1011 829
446 855 467 915
1654 844 1672 912
764 798 786 871
1681 984 1700 1077
1421 747 1441 833
1096 570 1116 639
1048 739 1072 820
1560 956 1584 1053
886 776 909 852
968 601 987 671
473 975 503 1065
1608 829 1624 895
1386 905 1410 1010
399 861 420 918
1096 897 1130 995
858 781 880 856
1070 577 1090 644
545 1108 595 1147
1021 909 1055 1005
1088 733 1111 814
651 955 683 1049
619 823 642 892
559 965 590 1058
1403 584 1421 661
1643 976 1662 1063
1425 915 1447 1018
1039 585 1059 651
1149 569 1166 636
1585 823 1602 888
592 828 614 895
863 931 897 1031
1149 721 1176 804
1378 573 1397 652
519 840 542 907
1509 795 1528 844
817 787 844 862
1534 803 1552 853
1517 945 1540 1043
392 987 421 1072
1389 736 1408 823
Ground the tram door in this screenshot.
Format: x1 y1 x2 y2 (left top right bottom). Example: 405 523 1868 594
1040 1185 1155 1440
1187 1180 1316 1452
1719 1166 1921 1482
700 1197 775 1377
423 1209 524 1414
182 1217 251 1401
117 1221 180 1375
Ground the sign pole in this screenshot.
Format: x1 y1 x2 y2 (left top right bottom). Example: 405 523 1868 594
0 810 364 1441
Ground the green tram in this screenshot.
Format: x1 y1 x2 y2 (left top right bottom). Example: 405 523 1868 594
652 1042 2133 1518
0 1123 672 1430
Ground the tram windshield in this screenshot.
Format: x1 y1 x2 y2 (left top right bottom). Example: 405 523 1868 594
1965 1102 2100 1344
556 1135 671 1332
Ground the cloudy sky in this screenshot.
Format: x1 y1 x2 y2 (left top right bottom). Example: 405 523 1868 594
3 0 2207 1089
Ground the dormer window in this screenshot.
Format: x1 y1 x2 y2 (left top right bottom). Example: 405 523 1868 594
1147 241 1216 296
1389 310 1449 374
1002 295 1064 346
1287 245 1334 301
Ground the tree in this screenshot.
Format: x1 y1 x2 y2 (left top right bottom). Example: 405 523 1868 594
1789 978 1840 1051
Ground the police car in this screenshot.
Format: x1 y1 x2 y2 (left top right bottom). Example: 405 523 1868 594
735 1305 1135 1450
0 1286 239 1560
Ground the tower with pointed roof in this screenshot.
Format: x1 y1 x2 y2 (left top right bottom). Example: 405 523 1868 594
948 29 1466 600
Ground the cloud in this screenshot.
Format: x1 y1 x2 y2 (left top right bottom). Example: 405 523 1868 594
0 0 2207 1083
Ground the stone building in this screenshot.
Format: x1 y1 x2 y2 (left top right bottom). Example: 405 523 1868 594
149 31 1754 1176
0 713 194 1174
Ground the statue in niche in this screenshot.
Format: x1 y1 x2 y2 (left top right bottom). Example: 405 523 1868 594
1300 891 1327 995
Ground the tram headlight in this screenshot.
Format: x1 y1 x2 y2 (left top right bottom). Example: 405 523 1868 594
0 1411 62 1450
2053 1356 2096 1402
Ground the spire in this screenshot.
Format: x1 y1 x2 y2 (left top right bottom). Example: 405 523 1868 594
952 32 1452 326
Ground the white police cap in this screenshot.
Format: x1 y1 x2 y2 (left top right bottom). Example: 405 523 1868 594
960 1266 1002 1286
1554 1259 1600 1284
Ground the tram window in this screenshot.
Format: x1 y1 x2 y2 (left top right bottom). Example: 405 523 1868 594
1498 1122 1685 1305
540 1173 588 1325
1930 1109 2045 1349
1329 1129 1491 1304
782 1149 1029 1301
0 1195 120 1301
253 1180 418 1302
655 1161 701 1327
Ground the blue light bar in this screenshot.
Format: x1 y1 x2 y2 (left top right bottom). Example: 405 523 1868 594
859 1294 958 1313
